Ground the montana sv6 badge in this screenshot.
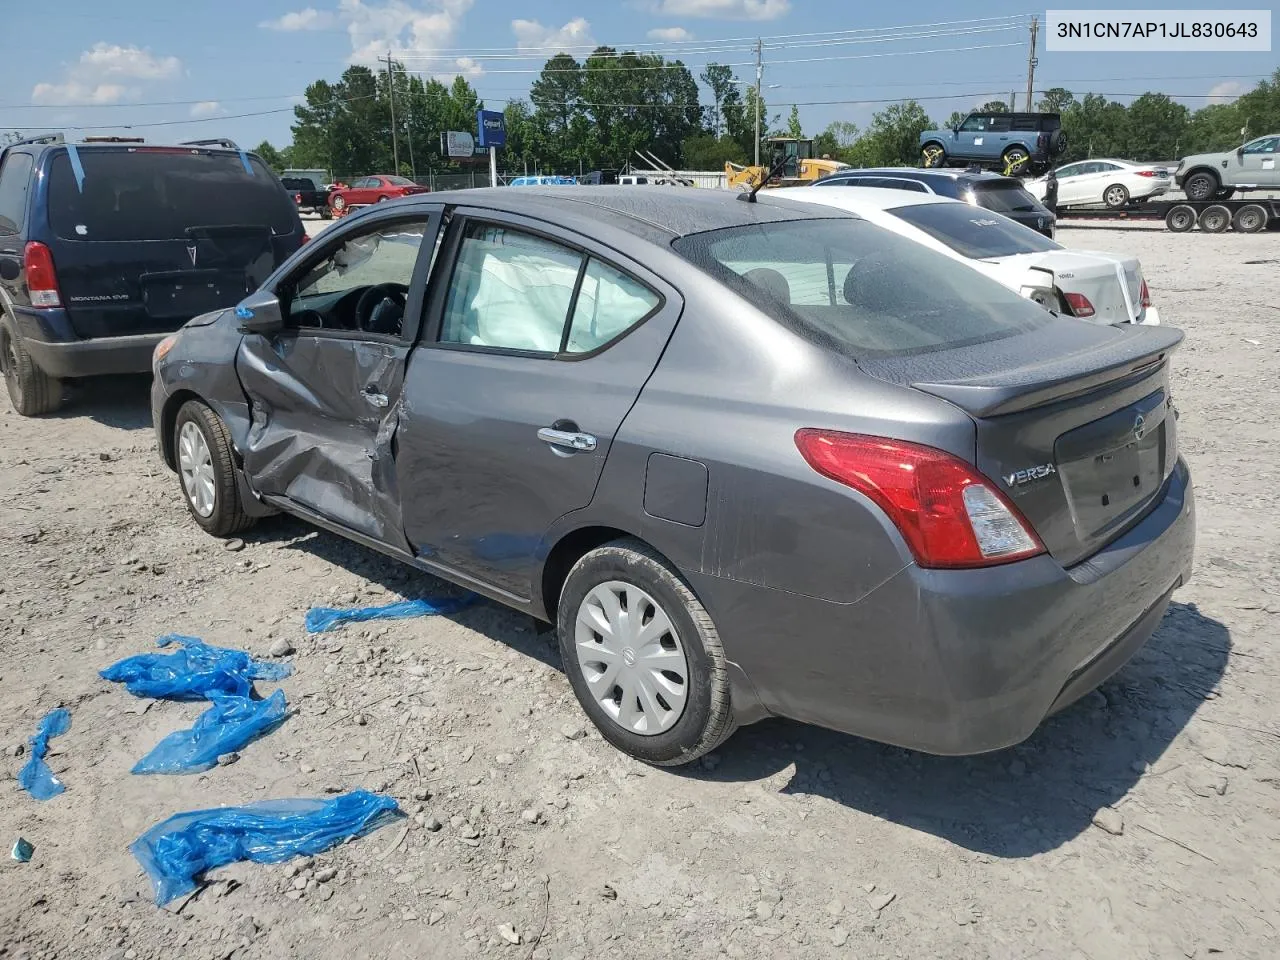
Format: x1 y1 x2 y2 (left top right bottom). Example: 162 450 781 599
1004 463 1057 488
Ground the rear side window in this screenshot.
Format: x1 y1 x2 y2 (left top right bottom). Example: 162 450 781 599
47 149 296 241
972 181 1042 214
1010 116 1039 131
0 153 34 234
673 218 1051 358
890 202 1060 258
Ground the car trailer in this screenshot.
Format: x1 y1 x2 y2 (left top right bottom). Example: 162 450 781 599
1055 198 1280 233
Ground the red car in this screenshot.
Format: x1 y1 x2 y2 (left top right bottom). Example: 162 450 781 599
329 175 430 214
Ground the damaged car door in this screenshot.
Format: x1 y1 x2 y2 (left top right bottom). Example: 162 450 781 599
236 210 442 547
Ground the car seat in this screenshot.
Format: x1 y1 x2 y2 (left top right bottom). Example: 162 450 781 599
742 267 792 304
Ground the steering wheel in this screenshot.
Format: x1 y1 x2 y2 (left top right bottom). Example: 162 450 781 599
354 283 408 334
293 308 326 329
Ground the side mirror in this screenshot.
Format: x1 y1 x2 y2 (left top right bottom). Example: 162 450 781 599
1237 146 1245 158
235 288 284 335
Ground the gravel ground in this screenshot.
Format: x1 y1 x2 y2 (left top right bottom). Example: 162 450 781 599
2 225 1278 960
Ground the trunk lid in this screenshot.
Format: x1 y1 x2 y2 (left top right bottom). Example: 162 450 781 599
986 249 1145 324
859 324 1183 567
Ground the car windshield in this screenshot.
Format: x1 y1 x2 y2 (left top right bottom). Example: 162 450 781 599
48 148 296 241
972 181 1042 213
891 202 1060 259
673 218 1052 358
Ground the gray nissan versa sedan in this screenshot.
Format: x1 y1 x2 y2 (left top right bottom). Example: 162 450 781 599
150 187 1195 766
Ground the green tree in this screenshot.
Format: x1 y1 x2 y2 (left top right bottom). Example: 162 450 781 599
855 100 933 166
945 110 967 129
1121 93 1189 161
253 140 285 171
980 100 1010 113
1037 87 1076 113
786 105 803 139
681 132 747 168
529 53 585 172
701 63 741 137
813 120 860 160
1060 93 1128 161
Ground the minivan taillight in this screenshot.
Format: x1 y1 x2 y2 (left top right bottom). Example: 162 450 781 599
1139 279 1151 308
793 430 1044 569
24 242 61 308
1063 292 1095 318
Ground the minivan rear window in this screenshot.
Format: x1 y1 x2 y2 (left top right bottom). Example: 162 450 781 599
674 218 1051 358
47 149 297 242
972 181 1042 214
890 202 1060 259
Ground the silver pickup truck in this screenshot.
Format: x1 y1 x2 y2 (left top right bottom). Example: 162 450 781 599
1176 134 1280 200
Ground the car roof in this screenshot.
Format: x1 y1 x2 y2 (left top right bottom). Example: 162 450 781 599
416 185 856 240
820 167 1020 186
774 186 962 213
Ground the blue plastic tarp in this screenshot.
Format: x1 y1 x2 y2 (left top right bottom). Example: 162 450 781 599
102 636 292 774
131 790 401 905
304 595 478 634
18 708 71 801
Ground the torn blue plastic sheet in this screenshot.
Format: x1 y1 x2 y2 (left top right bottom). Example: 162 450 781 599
102 636 292 774
305 595 478 634
132 689 287 775
18 708 71 801
101 635 291 700
131 790 401 906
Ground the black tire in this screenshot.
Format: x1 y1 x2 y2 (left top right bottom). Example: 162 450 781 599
920 142 946 168
1001 146 1031 176
1233 204 1268 233
1184 170 1219 202
1198 205 1231 233
0 317 62 416
173 399 255 537
320 207 333 221
1048 128 1068 156
1166 204 1197 232
557 538 736 766
1103 183 1130 209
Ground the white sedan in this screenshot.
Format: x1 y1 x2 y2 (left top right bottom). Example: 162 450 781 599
777 186 1159 326
1024 159 1172 209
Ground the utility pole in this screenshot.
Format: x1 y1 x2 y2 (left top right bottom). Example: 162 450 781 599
405 106 416 179
382 50 400 175
1025 16 1039 111
753 37 763 167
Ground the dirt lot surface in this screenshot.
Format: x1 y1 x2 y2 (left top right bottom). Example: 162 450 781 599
2 225 1278 960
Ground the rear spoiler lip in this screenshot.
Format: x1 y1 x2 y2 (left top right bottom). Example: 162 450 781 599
910 326 1184 417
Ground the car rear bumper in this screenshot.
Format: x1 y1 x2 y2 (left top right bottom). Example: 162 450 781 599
693 458 1195 755
12 306 168 378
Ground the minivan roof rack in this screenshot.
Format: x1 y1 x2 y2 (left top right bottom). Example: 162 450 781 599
180 138 240 150
82 135 145 143
6 133 65 147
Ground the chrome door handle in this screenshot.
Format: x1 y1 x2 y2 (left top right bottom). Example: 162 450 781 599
537 427 596 452
363 388 389 408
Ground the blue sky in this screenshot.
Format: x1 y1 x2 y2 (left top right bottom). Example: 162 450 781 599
2 1 1275 154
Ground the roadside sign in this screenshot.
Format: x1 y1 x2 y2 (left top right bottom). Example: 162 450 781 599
442 131 475 158
476 110 506 149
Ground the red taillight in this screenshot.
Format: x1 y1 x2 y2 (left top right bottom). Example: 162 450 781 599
793 430 1044 569
1139 279 1151 308
23 242 61 308
1063 292 1095 318
295 193 302 203
300 233 310 247
1136 170 1156 177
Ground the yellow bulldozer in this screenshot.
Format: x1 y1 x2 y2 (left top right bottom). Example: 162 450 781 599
725 137 850 190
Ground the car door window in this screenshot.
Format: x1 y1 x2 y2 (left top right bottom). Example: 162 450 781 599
987 116 1012 132
287 219 428 336
1094 161 1121 172
1056 163 1083 178
0 153 34 235
959 115 988 132
566 259 660 353
440 223 584 352
1243 137 1278 154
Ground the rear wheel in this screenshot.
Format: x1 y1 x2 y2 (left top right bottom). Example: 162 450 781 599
1233 203 1268 233
920 142 946 168
557 538 735 766
1198 205 1231 233
1165 204 1197 232
331 195 347 213
1001 146 1030 176
173 400 255 537
0 318 62 416
1103 183 1130 209
1183 171 1219 202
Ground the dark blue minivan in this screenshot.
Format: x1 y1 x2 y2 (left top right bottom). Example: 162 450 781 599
0 135 304 415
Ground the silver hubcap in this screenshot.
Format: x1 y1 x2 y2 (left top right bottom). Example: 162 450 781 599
177 420 216 518
574 581 689 736
1106 187 1124 204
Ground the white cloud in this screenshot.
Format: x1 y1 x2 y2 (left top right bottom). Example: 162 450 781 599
260 7 338 30
338 0 479 76
511 17 596 54
190 100 223 117
647 27 693 41
1206 81 1246 105
650 0 789 20
32 43 182 106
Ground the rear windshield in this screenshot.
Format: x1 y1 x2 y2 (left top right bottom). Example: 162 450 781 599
48 148 297 242
673 218 1051 358
282 177 317 190
890 202 1060 259
972 181 1042 213
385 176 417 186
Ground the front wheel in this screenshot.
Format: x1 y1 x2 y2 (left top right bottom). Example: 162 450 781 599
920 142 946 168
1183 171 1218 202
173 400 255 537
1103 183 1130 208
557 539 735 766
0 319 62 416
331 195 347 213
1001 146 1030 176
